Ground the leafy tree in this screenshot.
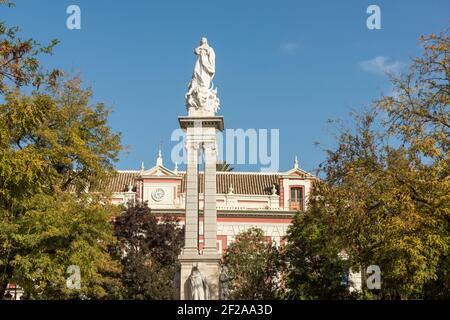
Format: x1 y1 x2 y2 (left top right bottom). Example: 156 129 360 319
223 228 282 299
285 188 357 300
0 1 60 93
301 111 447 299
112 202 184 300
376 29 450 299
0 78 123 299
286 28 450 299
0 193 122 299
380 30 449 160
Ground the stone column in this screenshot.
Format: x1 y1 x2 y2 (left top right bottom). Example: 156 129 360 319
203 140 218 254
184 140 199 254
178 116 224 300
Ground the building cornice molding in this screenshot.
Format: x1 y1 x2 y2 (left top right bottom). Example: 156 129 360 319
178 116 225 131
149 208 297 218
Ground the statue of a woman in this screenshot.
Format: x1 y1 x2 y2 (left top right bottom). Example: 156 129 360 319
191 37 215 89
189 265 210 300
185 37 220 114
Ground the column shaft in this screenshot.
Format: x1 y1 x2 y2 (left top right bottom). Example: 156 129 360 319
184 141 199 254
203 142 217 254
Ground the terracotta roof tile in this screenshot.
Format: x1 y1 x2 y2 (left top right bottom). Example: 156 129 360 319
70 171 288 195
181 172 279 195
91 171 139 193
95 171 285 195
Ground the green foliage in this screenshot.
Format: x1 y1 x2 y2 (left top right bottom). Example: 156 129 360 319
112 202 184 300
0 1 60 93
223 228 282 299
0 193 122 299
379 30 450 159
285 193 357 300
0 78 122 206
0 77 123 299
0 3 124 300
286 28 450 299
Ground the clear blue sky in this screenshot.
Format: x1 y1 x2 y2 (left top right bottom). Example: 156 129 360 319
3 0 449 173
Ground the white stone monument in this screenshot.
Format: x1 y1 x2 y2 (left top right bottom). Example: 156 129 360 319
178 37 224 300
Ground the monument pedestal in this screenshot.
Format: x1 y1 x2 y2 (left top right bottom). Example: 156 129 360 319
178 253 222 300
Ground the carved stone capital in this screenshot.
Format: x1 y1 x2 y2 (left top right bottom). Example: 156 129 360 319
185 140 202 151
203 141 217 151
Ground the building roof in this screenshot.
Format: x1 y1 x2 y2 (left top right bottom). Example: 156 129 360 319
181 172 280 195
95 171 139 193
99 169 313 195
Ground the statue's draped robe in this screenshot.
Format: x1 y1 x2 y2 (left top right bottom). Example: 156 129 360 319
185 39 220 114
190 270 210 300
191 45 215 89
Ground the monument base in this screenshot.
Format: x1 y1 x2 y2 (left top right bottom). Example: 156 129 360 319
178 253 221 300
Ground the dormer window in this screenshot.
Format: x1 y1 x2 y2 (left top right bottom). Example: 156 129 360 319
289 186 304 211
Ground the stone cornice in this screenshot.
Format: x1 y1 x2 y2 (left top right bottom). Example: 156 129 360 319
178 116 225 131
149 207 297 218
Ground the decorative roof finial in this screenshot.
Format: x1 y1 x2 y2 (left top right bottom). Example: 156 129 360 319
156 144 163 167
140 161 145 173
174 162 179 174
294 155 299 170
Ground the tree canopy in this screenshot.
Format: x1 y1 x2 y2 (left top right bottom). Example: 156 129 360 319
0 78 123 299
285 29 450 299
0 1 60 94
112 202 184 299
223 228 282 299
0 3 123 299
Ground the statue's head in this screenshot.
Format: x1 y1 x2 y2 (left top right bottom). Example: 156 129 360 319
191 263 199 275
200 37 208 45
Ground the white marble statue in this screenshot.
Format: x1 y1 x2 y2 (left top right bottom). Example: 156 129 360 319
185 37 220 115
189 264 210 300
192 37 215 89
